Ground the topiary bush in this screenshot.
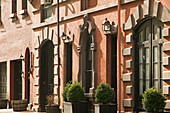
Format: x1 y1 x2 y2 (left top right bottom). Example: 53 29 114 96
62 82 71 102
67 81 85 102
95 82 115 104
142 87 167 112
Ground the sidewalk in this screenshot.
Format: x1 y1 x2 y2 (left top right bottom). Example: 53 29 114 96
0 109 46 113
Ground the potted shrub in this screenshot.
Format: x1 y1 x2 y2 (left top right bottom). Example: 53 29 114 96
94 82 116 113
63 81 88 113
45 94 60 113
141 87 167 113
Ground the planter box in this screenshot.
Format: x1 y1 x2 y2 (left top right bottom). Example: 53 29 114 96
12 99 27 111
94 104 117 113
45 105 60 113
64 101 88 113
0 99 8 109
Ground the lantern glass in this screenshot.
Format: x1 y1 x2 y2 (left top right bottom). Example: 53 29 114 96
102 18 111 31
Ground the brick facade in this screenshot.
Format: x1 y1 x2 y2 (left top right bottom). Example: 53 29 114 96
0 0 170 112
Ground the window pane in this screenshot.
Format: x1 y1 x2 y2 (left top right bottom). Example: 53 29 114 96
145 48 149 63
145 26 151 41
139 64 143 79
139 30 143 42
153 25 158 40
154 80 158 89
154 63 158 79
139 48 143 63
146 80 150 90
139 80 143 95
153 46 158 62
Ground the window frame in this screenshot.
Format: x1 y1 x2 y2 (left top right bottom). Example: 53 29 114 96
22 0 27 10
41 4 53 22
134 18 164 111
12 0 17 14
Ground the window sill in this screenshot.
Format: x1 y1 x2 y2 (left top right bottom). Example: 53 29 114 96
9 13 18 22
20 9 28 18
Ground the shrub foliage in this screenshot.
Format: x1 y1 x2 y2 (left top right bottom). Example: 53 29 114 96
62 82 71 102
62 81 85 103
142 87 167 112
95 82 115 104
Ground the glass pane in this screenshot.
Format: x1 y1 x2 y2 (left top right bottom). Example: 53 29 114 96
145 26 151 41
153 46 158 62
145 48 149 63
139 48 143 63
153 25 158 40
139 80 143 95
154 63 158 79
139 30 143 42
154 80 158 89
146 64 149 79
139 64 143 79
146 80 150 90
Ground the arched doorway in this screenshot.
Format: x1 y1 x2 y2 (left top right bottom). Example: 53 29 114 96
25 48 30 104
39 40 54 111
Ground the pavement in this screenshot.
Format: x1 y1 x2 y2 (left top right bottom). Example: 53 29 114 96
0 109 46 113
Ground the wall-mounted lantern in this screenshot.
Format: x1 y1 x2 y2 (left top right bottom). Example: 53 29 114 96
102 18 117 35
61 32 68 40
61 32 74 43
20 54 24 61
102 18 111 32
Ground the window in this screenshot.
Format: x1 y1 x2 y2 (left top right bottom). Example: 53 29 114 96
135 18 164 110
22 0 27 10
12 0 17 13
41 0 53 22
81 0 86 11
85 34 92 93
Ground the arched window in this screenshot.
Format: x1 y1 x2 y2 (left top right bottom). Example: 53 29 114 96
134 18 164 109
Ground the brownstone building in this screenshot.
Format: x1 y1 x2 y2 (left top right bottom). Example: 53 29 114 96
0 0 170 113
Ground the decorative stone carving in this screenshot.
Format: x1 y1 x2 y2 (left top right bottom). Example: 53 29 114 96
34 78 39 86
123 99 133 107
123 0 170 31
54 55 58 65
34 97 39 104
34 59 39 67
126 86 132 95
35 68 39 76
54 86 58 94
35 50 39 58
122 73 132 82
36 87 39 95
163 86 170 95
163 71 170 80
54 76 58 85
123 47 132 56
126 34 132 43
54 65 58 75
78 14 96 95
165 100 170 109
54 46 58 55
163 42 170 52
163 57 170 66
126 60 132 69
163 28 170 38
